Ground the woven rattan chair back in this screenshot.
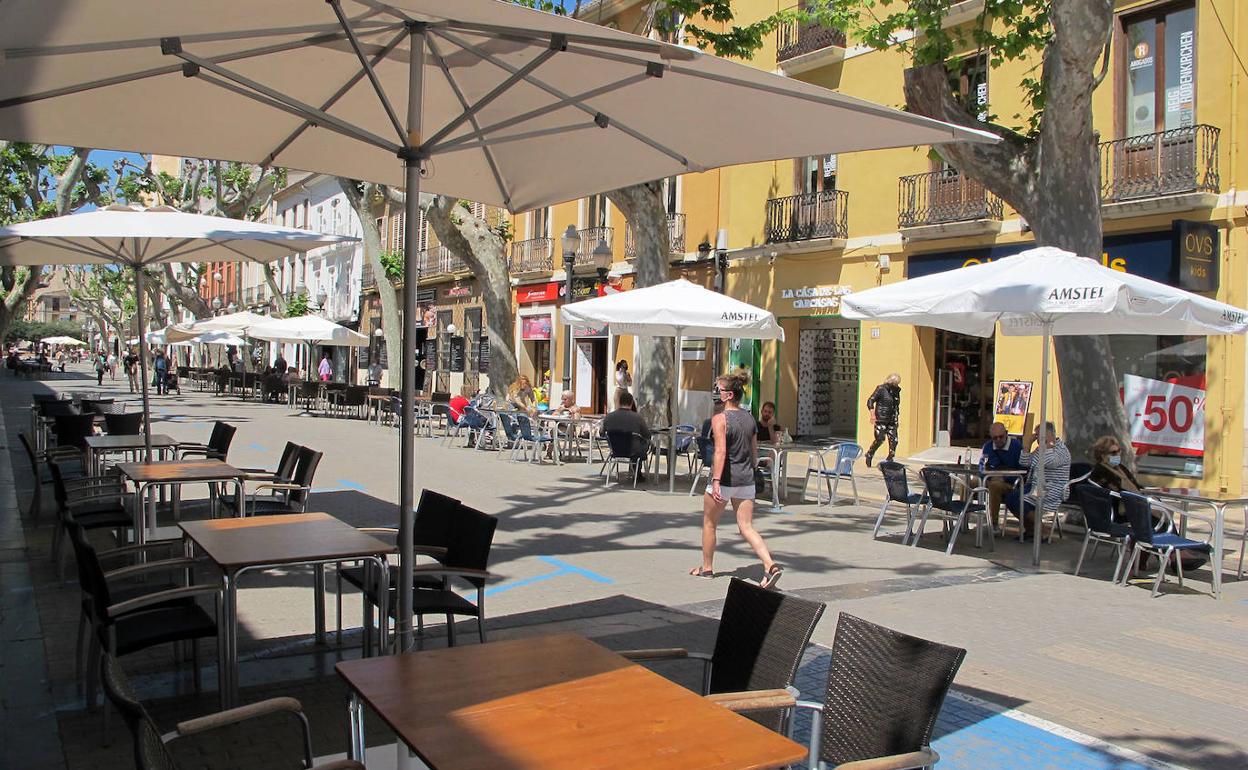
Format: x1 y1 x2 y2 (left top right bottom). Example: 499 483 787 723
414 489 461 550
919 467 956 510
444 504 498 589
39 399 81 418
878 461 911 503
288 447 323 507
274 442 302 483
53 414 97 452
100 655 177 770
62 517 113 623
709 578 825 732
103 412 144 436
818 613 966 767
206 421 237 460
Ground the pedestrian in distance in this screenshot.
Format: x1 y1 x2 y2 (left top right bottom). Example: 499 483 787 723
317 352 332 382
94 350 106 385
153 349 168 395
690 373 783 589
123 348 139 393
865 373 902 467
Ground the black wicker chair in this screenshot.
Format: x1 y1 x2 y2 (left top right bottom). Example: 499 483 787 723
103 412 144 436
99 654 362 770
1072 484 1132 581
873 461 924 543
913 467 992 555
620 578 825 733
177 421 236 461
53 413 98 455
244 446 323 516
717 612 966 769
18 431 83 520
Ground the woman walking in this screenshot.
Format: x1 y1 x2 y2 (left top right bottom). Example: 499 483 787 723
690 373 782 588
93 350 106 386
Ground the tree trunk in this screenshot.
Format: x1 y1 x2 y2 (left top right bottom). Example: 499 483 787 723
423 196 518 399
0 267 45 345
900 0 1127 464
607 181 672 425
160 264 213 319
340 179 405 391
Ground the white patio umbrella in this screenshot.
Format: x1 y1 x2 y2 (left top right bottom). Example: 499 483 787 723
195 330 250 347
561 279 784 492
840 246 1248 564
247 315 369 347
40 335 87 346
0 205 355 457
0 0 995 653
165 311 274 342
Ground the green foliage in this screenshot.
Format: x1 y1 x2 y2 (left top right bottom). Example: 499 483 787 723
4 318 85 344
378 250 404 283
1 143 109 225
285 292 311 317
492 218 514 244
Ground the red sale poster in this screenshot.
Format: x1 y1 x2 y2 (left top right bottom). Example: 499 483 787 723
1122 373 1205 456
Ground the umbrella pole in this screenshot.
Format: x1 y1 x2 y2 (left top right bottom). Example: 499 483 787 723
396 23 426 654
132 265 154 461
669 332 681 493
1033 324 1051 567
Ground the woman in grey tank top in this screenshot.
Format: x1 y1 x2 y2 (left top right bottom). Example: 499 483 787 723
690 374 783 589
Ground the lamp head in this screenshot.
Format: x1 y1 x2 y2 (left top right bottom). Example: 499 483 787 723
560 224 581 259
592 238 612 271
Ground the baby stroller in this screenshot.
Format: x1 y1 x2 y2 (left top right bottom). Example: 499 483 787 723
164 370 181 395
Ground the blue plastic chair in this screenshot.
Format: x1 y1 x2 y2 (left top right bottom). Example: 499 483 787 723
1119 491 1214 597
512 414 555 463
803 442 862 506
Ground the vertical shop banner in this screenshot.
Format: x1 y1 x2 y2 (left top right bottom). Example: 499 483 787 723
1122 373 1205 454
575 341 594 406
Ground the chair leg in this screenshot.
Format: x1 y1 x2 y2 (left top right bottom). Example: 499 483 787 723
871 500 889 540
1151 548 1171 597
911 507 931 547
446 614 457 647
1110 542 1128 584
945 513 965 556
1174 547 1185 588
335 568 343 649
1074 532 1092 576
850 474 859 506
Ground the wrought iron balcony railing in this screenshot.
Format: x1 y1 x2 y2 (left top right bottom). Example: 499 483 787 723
897 169 1003 228
624 212 687 259
765 189 849 243
418 246 469 277
776 7 847 62
575 226 614 266
1100 124 1219 203
509 237 554 273
361 262 377 289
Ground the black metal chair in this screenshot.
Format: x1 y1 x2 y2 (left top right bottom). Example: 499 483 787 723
913 467 992 555
103 412 144 436
48 459 134 576
1072 484 1132 581
18 431 83 520
99 654 362 770
1119 491 1214 597
620 578 826 733
178 421 236 461
216 442 304 518
718 613 966 769
333 385 369 419
81 398 117 415
53 413 98 456
245 447 323 516
602 430 647 488
873 461 924 543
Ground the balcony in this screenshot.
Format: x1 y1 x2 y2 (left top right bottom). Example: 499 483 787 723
418 246 469 278
776 7 847 74
624 213 687 259
575 226 614 267
509 237 553 274
765 189 849 245
898 169 1003 240
361 262 377 289
1099 125 1220 218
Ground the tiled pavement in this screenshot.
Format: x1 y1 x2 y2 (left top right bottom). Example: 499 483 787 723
4 367 1248 770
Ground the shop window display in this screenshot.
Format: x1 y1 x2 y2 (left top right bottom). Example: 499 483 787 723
1112 335 1205 477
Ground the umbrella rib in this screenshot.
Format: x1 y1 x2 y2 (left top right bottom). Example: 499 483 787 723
420 42 562 151
21 237 117 263
425 71 651 155
429 123 600 155
141 238 201 264
434 30 693 169
174 50 402 154
260 27 409 168
438 19 697 61
328 0 406 144
425 35 513 207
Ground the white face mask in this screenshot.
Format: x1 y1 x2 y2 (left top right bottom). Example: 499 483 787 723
1108 455 1122 467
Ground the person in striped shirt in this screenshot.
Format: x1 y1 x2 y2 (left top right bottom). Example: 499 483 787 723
1005 421 1071 539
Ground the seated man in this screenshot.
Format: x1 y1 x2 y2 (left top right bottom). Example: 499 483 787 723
551 391 581 418
756 401 784 445
1004 422 1071 539
601 391 652 480
979 421 1023 528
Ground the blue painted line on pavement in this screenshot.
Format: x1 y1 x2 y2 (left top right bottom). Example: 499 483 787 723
484 556 613 597
248 442 268 452
336 479 366 491
537 556 614 584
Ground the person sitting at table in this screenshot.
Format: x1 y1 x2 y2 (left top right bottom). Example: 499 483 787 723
602 391 651 481
551 391 581 418
756 401 784 445
979 421 1023 528
1004 421 1071 539
1088 435 1142 494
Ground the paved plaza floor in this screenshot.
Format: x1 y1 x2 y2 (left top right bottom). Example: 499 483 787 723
3 366 1247 770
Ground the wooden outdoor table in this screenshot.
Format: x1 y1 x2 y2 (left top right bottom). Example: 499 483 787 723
116 459 245 544
182 512 393 708
84 433 177 475
335 633 806 769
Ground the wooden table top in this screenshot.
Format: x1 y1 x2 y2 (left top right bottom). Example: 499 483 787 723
86 433 177 449
116 459 245 484
335 633 806 770
180 512 395 570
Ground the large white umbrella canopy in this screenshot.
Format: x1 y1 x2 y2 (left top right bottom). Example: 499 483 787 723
562 279 783 492
0 0 995 655
248 315 369 347
40 335 87 346
0 205 355 458
164 310 275 343
194 330 251 347
841 246 1248 565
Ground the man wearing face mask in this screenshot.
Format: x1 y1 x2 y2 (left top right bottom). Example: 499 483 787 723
979 422 1022 528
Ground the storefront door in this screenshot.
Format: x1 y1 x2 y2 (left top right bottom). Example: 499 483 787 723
935 330 995 446
796 318 859 438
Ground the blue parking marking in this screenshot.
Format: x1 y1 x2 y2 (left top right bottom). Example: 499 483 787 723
485 556 613 597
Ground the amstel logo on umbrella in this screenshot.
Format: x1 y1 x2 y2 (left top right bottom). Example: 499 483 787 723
1047 285 1106 303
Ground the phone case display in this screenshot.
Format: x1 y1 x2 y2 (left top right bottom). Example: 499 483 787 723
797 327 859 436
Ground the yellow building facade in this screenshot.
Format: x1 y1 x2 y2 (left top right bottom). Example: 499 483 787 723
513 0 1246 493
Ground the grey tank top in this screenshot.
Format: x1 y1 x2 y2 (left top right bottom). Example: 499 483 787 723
719 409 757 487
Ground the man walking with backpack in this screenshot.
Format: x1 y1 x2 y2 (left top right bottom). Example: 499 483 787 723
865 373 902 467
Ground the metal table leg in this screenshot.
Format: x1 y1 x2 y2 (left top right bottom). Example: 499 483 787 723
222 570 238 708
314 565 326 645
348 692 366 761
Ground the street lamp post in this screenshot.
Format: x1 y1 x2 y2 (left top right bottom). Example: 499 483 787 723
560 224 581 393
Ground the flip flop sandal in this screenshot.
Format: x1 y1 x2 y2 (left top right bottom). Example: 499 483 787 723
759 564 784 589
689 567 715 578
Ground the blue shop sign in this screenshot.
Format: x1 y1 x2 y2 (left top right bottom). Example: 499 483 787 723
907 230 1176 284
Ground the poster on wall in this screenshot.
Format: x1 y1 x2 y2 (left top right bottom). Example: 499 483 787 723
992 380 1033 436
521 315 552 340
1122 373 1205 456
449 336 466 373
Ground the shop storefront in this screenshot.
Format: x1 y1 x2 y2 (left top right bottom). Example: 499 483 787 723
427 280 489 397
